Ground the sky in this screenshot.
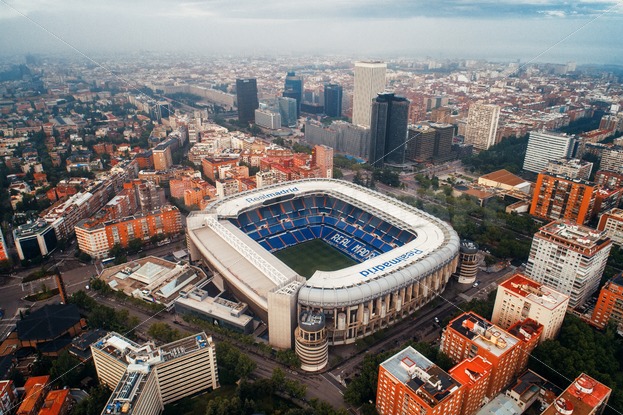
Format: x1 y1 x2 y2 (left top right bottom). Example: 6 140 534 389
0 0 622 64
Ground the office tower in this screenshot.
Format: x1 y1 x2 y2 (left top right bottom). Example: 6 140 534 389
406 125 436 162
591 273 623 330
530 172 597 225
13 219 57 261
304 120 371 160
151 101 171 122
311 144 334 178
283 71 303 117
93 331 219 415
492 273 569 341
236 78 259 124
440 312 521 398
523 131 577 173
352 61 387 127
464 103 500 151
448 356 492 415
369 93 409 167
541 374 611 415
455 240 479 284
545 158 593 180
525 220 612 307
254 109 281 130
405 123 453 162
598 208 623 246
324 84 343 117
278 97 298 127
376 346 464 415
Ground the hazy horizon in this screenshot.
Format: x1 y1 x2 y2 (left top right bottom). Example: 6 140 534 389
1 0 622 65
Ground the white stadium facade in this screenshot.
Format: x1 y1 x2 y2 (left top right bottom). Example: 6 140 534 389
187 179 459 370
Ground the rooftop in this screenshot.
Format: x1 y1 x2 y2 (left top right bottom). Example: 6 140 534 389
499 274 569 310
475 394 521 415
380 346 462 408
13 219 53 238
479 169 529 187
38 389 71 415
16 304 82 341
448 312 519 358
507 318 543 342
542 374 611 415
538 220 610 250
448 356 492 388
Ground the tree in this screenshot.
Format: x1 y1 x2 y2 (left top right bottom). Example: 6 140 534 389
216 341 256 385
50 351 83 387
147 322 182 343
127 238 143 254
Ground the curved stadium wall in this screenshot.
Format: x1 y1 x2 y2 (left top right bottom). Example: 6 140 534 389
186 179 459 346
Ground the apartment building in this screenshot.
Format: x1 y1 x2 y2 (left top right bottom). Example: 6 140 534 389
525 220 611 307
75 205 182 258
448 356 492 415
492 273 569 341
530 172 597 226
597 208 623 246
464 103 500 151
376 346 464 415
541 373 611 415
591 273 623 330
440 312 521 398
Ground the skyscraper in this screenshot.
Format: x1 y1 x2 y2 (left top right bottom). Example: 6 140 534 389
236 78 259 124
278 97 298 127
369 93 409 167
323 84 343 117
522 131 577 173
352 61 387 128
464 103 500 151
283 71 303 117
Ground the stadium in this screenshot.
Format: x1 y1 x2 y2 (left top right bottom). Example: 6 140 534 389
187 179 460 359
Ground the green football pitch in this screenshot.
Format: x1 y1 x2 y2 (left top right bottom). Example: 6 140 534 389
273 239 358 278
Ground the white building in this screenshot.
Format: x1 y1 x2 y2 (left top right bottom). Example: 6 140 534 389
492 273 569 341
352 61 387 128
464 102 500 151
598 208 623 246
545 158 593 180
254 109 281 130
92 331 219 415
600 146 623 174
523 131 576 173
525 220 612 307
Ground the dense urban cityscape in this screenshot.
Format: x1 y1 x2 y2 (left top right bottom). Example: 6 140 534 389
1 3 623 415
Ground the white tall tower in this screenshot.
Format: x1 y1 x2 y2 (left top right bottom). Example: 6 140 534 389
352 61 387 128
464 102 500 151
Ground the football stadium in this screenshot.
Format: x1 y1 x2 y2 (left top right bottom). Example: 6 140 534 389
187 179 459 369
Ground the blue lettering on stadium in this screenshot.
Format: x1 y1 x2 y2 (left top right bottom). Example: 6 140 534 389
245 187 299 204
359 247 423 278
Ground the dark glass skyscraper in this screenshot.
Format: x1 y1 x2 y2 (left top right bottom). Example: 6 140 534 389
236 78 259 124
324 84 343 118
369 93 410 167
283 71 303 117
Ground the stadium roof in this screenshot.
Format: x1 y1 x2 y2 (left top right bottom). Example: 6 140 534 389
188 179 459 309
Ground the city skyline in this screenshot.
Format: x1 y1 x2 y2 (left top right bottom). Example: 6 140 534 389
0 1 622 64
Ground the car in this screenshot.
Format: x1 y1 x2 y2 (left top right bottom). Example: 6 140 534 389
472 282 479 288
434 317 440 324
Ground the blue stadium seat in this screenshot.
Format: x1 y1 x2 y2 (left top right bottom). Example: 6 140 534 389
281 233 296 246
301 228 315 240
